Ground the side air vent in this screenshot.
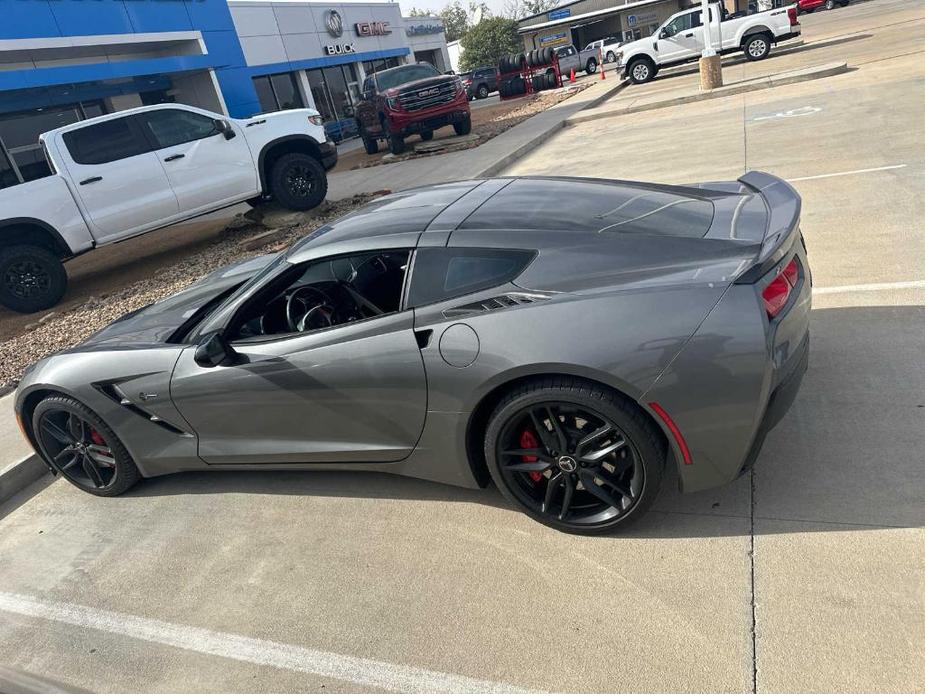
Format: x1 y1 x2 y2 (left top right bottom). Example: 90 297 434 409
95 383 192 437
442 292 551 318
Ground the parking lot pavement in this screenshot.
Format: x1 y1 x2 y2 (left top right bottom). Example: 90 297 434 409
508 1 925 691
0 2 922 693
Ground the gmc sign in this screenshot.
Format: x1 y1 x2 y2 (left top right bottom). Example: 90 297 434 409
355 21 391 36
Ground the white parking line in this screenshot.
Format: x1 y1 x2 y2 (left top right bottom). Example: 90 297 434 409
0 592 547 694
814 280 925 295
789 164 907 182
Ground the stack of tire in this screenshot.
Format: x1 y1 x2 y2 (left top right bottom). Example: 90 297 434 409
526 46 555 68
498 47 559 97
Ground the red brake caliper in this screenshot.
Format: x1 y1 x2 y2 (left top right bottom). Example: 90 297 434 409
89 429 106 446
520 429 543 482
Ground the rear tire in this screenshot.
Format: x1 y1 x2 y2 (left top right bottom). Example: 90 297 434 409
744 33 772 61
484 377 665 535
32 395 140 497
269 152 327 211
585 58 598 74
606 51 616 63
477 84 489 99
454 115 472 136
0 244 67 313
825 0 835 8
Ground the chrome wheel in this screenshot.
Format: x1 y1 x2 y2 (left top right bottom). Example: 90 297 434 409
38 410 117 490
495 402 645 527
748 38 768 58
632 63 650 82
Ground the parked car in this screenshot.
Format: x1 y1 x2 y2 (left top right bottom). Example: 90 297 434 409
354 63 471 156
15 172 811 535
797 0 849 12
615 1 801 84
553 44 603 76
584 36 623 63
461 66 499 100
0 104 336 313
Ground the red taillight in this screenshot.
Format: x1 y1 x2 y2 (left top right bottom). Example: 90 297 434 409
762 257 800 319
649 402 692 465
788 6 798 25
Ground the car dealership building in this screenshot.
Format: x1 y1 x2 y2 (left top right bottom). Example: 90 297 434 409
0 0 449 187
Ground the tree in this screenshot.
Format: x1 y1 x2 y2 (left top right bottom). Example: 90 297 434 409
440 1 469 42
459 16 521 71
406 8 434 17
502 0 559 19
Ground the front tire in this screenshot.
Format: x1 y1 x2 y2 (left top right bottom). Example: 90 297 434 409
269 152 327 211
825 0 835 8
477 84 489 99
484 378 665 534
0 244 67 313
32 395 140 496
744 34 771 61
453 115 472 136
627 58 655 84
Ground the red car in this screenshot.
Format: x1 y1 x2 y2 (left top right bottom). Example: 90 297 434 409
354 63 471 156
797 0 849 12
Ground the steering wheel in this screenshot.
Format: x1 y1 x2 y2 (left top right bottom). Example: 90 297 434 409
285 286 336 332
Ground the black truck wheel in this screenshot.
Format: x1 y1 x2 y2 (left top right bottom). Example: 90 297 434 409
454 115 472 136
0 244 67 313
269 152 327 211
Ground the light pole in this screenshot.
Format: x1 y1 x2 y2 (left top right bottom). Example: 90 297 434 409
699 0 723 90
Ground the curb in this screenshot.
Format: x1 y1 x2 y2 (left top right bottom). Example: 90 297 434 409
566 61 848 126
0 454 47 505
475 78 629 178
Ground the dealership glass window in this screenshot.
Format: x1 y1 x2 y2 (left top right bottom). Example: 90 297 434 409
361 57 402 75
251 73 305 114
0 100 107 182
306 66 360 122
306 70 335 122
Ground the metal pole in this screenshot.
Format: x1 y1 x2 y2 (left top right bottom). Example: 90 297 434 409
701 0 715 57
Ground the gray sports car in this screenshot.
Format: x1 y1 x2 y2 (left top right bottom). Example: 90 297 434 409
15 173 810 534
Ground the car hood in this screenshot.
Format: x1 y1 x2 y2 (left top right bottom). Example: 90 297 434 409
72 254 277 350
390 75 457 95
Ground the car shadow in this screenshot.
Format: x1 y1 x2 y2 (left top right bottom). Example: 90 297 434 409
100 305 925 538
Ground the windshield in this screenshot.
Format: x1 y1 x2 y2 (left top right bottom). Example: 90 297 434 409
375 64 439 90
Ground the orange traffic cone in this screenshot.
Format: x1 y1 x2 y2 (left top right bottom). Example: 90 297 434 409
599 50 606 80
569 68 575 83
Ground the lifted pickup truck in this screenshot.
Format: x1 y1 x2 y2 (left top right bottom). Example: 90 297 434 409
616 2 800 84
0 103 336 313
355 62 471 156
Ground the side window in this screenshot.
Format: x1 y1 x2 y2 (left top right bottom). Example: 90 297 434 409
663 13 693 37
62 117 149 165
227 250 411 341
407 248 535 308
142 109 220 149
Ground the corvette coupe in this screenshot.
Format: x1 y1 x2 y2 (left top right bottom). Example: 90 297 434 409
15 173 810 534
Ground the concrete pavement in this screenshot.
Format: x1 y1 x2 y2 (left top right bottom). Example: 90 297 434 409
0 1 922 692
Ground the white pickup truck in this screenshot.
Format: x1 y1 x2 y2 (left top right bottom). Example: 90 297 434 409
616 2 801 84
0 103 337 313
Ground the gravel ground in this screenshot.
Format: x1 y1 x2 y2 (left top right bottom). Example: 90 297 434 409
0 194 380 390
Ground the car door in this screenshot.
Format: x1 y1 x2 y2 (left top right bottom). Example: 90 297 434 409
58 116 180 242
169 249 427 465
657 11 700 62
139 108 258 217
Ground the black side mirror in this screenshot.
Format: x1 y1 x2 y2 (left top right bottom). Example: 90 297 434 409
214 119 236 140
194 333 237 368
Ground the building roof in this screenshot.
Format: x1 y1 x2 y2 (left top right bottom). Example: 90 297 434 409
517 0 666 34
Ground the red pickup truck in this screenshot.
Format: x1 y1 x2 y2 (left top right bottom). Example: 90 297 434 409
797 0 849 11
354 63 471 156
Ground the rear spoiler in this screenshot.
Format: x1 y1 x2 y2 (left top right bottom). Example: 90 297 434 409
734 171 802 284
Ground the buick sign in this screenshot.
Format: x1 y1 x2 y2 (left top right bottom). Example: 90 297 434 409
324 9 343 38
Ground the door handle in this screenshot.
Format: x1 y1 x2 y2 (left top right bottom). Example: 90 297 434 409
164 153 185 162
245 119 266 127
79 176 102 185
684 32 694 37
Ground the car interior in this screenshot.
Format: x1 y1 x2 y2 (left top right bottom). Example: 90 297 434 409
228 250 410 340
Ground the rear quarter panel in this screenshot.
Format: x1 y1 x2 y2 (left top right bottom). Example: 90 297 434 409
0 174 92 254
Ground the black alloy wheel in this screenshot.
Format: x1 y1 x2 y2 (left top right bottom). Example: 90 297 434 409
486 379 665 534
269 152 327 211
33 396 140 496
0 244 67 313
